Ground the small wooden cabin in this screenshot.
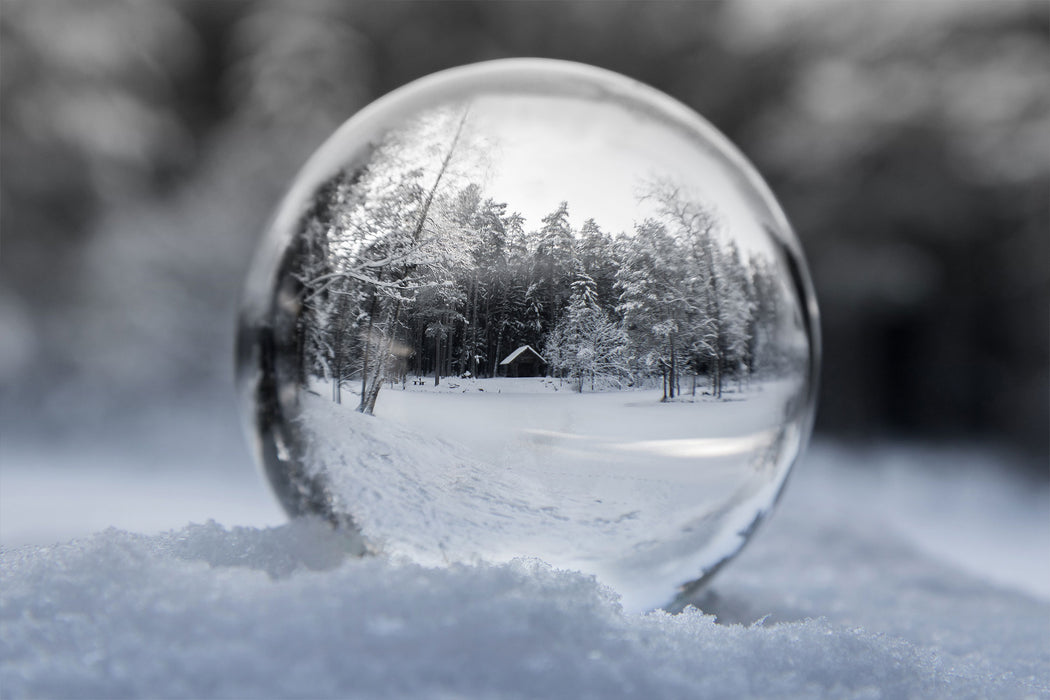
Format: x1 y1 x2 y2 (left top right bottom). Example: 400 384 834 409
498 345 546 378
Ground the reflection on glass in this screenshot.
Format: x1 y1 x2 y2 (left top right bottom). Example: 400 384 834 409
237 60 819 611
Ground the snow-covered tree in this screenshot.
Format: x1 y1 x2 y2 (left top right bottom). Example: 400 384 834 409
616 218 700 399
547 267 630 392
747 253 784 376
576 218 620 311
533 202 576 329
293 105 478 412
295 131 789 407
716 240 754 385
641 179 754 398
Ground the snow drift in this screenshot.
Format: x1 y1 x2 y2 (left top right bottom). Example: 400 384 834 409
2 444 1047 699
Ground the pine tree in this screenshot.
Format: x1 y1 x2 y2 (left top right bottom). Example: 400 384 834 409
577 218 620 311
545 266 629 392
534 202 576 331
616 218 698 399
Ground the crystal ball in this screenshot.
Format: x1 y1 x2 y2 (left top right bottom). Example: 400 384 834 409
237 59 819 612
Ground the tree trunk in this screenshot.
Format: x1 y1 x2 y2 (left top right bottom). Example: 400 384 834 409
445 336 453 379
492 328 503 378
415 324 424 377
434 328 442 386
468 273 479 376
359 291 379 403
353 109 470 412
668 334 677 399
359 301 402 414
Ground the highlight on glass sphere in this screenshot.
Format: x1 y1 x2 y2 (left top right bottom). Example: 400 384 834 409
237 59 819 612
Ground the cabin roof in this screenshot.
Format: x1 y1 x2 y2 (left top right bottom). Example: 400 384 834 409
499 344 546 366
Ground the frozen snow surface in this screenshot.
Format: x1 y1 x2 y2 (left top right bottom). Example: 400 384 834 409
2 444 1049 699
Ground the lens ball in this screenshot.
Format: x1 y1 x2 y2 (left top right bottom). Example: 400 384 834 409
237 59 819 612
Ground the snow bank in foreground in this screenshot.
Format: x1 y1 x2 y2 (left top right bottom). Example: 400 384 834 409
3 513 1047 698
2 439 1047 698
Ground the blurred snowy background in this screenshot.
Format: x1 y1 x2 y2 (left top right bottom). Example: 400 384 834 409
1 1 1047 697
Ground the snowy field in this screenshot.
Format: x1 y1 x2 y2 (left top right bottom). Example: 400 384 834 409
297 377 803 609
375 376 795 482
2 410 1048 697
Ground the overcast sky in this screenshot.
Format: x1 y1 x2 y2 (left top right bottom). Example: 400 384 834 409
470 94 775 253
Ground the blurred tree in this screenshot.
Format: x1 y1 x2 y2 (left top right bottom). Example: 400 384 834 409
2 0 1045 465
1 0 200 302
732 0 1049 454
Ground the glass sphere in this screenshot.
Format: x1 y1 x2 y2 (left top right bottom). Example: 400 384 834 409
236 59 819 612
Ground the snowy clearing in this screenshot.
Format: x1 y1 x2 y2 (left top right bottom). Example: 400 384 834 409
297 377 803 609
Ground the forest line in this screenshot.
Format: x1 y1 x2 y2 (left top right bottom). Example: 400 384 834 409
288 110 798 414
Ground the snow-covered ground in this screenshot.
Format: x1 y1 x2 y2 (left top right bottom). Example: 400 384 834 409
1 405 1047 698
296 377 803 609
